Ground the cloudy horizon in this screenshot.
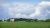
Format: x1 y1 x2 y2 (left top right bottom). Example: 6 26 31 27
0 0 50 20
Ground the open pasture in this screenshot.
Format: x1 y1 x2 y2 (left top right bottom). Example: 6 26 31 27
0 22 50 28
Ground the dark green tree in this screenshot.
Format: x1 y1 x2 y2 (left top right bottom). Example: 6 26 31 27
7 19 10 22
45 19 50 22
0 20 2 22
34 19 38 22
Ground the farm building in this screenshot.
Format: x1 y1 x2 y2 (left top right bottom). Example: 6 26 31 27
10 18 14 22
7 18 15 22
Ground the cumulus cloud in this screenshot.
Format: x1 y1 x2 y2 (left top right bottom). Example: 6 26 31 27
0 1 50 20
36 1 50 19
8 3 35 18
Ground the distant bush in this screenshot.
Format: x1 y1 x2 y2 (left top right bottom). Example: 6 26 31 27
45 19 50 22
38 20 45 22
33 19 38 22
7 19 10 22
6 18 50 22
0 20 2 22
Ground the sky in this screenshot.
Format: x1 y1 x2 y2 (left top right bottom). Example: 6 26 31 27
0 0 50 20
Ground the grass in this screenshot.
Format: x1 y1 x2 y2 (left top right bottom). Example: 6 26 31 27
0 21 50 28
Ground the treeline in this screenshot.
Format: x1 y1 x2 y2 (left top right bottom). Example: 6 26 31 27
0 18 50 22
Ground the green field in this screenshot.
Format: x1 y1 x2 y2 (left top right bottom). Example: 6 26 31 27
0 22 50 28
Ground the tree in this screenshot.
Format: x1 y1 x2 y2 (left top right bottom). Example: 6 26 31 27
0 20 2 22
34 19 38 22
45 19 50 22
7 19 10 22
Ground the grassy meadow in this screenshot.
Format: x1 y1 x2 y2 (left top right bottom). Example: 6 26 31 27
0 21 50 28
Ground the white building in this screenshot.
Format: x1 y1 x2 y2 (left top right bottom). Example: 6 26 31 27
10 19 14 22
2 19 4 22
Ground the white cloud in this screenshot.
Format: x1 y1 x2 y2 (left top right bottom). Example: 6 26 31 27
29 1 50 19
37 1 50 19
9 3 42 18
1 1 50 20
8 3 35 18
